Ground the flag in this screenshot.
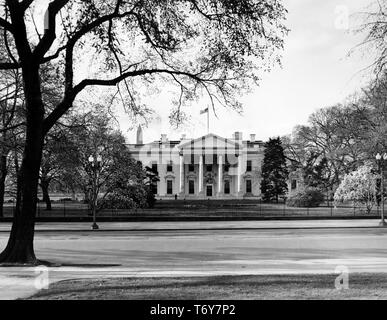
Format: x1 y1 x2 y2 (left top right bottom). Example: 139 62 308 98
200 107 208 114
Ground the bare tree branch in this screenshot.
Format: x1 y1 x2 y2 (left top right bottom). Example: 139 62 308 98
0 17 13 32
32 0 70 60
20 0 35 12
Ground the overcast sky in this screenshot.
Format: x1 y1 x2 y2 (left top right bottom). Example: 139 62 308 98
121 0 375 144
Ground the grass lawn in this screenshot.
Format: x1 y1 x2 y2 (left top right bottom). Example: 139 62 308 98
29 273 387 300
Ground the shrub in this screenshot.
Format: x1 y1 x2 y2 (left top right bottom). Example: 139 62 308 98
146 187 156 208
287 188 325 207
99 193 137 209
98 186 156 210
59 197 73 202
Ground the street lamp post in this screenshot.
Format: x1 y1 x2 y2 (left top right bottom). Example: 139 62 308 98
376 152 387 227
88 154 102 230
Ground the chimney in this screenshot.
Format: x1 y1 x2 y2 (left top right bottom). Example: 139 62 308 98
250 134 256 142
181 134 186 140
233 131 242 141
161 134 167 143
136 125 143 145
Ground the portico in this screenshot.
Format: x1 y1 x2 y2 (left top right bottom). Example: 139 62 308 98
177 134 245 198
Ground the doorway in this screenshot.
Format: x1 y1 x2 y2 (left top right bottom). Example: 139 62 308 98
206 185 213 197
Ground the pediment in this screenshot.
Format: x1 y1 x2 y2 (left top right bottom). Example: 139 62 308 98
178 133 241 153
186 172 197 178
164 173 176 180
223 173 232 180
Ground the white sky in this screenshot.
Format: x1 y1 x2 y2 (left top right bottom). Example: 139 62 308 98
26 0 378 142
117 0 376 144
30 0 369 144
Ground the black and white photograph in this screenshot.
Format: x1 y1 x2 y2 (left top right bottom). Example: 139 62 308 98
0 0 387 308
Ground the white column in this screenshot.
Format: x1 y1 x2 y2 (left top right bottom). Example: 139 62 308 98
179 154 184 194
199 154 203 194
237 155 242 194
218 155 223 194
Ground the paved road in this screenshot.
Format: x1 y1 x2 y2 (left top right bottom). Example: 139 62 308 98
1 225 387 299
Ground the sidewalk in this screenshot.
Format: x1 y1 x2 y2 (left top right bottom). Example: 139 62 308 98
0 219 383 232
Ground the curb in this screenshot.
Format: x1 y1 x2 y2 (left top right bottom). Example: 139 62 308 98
0 226 384 233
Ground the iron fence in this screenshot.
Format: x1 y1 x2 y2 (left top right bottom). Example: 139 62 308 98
0 199 383 219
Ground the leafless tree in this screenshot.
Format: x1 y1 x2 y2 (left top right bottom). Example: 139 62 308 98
0 0 288 264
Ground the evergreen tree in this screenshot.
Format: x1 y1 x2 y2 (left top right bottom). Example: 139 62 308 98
260 138 289 202
303 154 331 189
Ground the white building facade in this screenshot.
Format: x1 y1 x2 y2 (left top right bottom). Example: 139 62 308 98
127 128 267 199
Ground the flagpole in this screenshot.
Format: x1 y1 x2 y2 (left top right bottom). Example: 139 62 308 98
207 107 209 134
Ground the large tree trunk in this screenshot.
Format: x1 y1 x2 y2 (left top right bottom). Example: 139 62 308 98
0 64 45 265
0 131 44 264
0 154 7 218
40 179 52 211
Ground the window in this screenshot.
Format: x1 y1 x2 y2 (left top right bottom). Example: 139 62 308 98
246 160 252 172
189 180 195 194
206 164 212 172
151 163 158 174
246 180 252 193
167 180 173 194
224 159 230 172
291 179 297 190
151 183 158 195
188 164 195 172
224 180 230 194
167 161 173 172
